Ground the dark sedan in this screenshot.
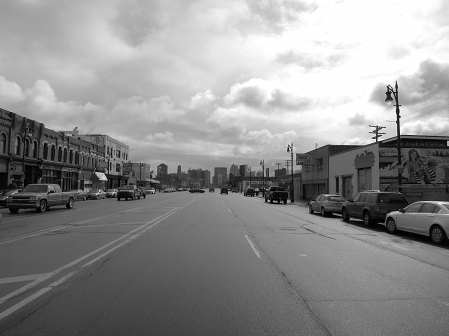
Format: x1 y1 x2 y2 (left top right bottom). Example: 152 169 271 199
189 188 205 193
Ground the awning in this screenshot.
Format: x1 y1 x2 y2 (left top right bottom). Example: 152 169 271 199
149 179 160 184
90 172 108 182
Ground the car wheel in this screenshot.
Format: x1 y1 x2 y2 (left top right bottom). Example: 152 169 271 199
9 208 19 214
321 207 328 217
430 225 446 245
385 217 397 233
83 196 86 201
309 205 314 214
342 208 350 222
117 198 121 201
283 199 287 204
264 198 267 203
37 200 47 213
66 198 74 209
363 211 372 226
270 198 273 204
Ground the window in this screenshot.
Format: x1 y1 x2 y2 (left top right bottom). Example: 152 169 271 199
335 177 339 194
69 150 73 164
117 150 121 158
352 193 362 202
63 148 67 163
32 140 38 158
379 194 408 204
58 147 62 162
316 158 323 170
43 143 48 160
420 203 439 214
15 136 21 155
0 134 6 154
51 145 56 161
304 164 310 172
116 163 120 173
405 203 422 213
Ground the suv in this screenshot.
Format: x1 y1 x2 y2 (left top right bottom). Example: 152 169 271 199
244 188 255 197
220 187 228 194
341 191 408 226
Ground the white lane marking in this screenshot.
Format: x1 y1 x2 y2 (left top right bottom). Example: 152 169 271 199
245 235 261 259
0 273 51 285
0 209 177 306
380 241 410 250
299 254 307 257
0 198 198 321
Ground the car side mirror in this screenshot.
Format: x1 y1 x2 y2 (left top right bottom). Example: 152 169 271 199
399 208 405 213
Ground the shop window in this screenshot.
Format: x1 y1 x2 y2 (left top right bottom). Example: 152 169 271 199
0 134 6 154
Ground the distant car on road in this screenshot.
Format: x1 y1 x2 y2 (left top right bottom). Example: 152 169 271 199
308 194 346 216
231 188 238 193
190 188 205 193
87 189 106 200
383 201 449 245
209 187 215 192
147 187 156 194
244 188 255 197
105 189 118 198
220 187 228 195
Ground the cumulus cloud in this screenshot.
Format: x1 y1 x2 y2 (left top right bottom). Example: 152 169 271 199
348 112 371 126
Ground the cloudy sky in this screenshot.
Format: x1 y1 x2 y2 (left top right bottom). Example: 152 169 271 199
1 0 448 175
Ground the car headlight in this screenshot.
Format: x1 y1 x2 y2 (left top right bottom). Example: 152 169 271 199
30 196 38 201
6 197 12 202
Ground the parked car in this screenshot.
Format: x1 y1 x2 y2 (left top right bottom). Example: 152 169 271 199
70 189 88 201
87 189 106 200
147 188 156 194
383 201 449 244
105 189 118 198
341 191 409 226
163 188 171 193
231 188 238 193
190 188 205 193
220 187 228 195
308 194 346 216
244 188 255 197
264 186 288 204
7 184 75 213
0 189 21 207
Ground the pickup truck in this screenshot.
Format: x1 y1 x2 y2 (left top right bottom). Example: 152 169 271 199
264 186 289 204
6 184 75 213
117 185 146 201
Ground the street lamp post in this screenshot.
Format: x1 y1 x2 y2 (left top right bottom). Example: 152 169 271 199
21 126 34 188
385 81 402 189
260 160 265 197
287 143 294 203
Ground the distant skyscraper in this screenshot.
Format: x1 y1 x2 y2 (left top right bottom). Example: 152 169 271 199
158 163 168 177
214 167 227 185
177 165 181 174
239 164 248 177
230 163 239 176
202 170 211 186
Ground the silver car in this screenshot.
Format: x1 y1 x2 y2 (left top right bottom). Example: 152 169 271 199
308 194 346 216
384 201 449 245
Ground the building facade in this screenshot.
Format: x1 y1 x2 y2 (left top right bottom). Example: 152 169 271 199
213 167 227 186
329 135 449 202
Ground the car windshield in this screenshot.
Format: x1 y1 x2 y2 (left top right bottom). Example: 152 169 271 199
106 189 114 192
121 186 134 190
23 185 49 193
443 204 449 210
90 189 100 193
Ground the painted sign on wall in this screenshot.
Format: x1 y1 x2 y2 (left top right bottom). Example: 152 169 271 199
379 148 449 184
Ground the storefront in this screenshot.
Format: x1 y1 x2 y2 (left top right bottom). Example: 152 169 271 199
62 167 80 191
90 172 108 190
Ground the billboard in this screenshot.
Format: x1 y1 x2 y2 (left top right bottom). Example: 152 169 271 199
296 153 310 165
379 148 449 184
122 163 133 176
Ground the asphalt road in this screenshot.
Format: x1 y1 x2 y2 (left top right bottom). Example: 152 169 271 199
1 192 449 335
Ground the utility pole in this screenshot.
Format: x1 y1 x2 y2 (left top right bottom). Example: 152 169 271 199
369 125 386 142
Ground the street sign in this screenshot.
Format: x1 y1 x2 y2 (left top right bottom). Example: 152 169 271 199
296 153 309 165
